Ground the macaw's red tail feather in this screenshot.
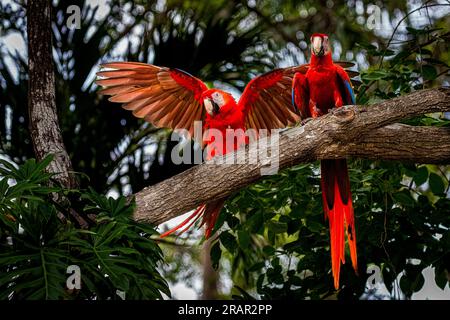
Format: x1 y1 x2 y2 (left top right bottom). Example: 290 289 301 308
159 199 225 239
321 159 358 290
200 199 225 239
159 205 205 238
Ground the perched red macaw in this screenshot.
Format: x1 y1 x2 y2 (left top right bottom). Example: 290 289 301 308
292 33 358 289
96 61 303 238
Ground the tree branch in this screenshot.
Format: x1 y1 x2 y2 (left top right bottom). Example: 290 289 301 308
132 88 450 226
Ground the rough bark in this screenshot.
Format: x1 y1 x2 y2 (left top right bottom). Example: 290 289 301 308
27 1 87 227
27 0 77 189
133 88 450 225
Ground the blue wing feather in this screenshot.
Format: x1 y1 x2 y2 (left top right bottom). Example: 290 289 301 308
344 80 356 104
292 86 299 113
336 66 356 105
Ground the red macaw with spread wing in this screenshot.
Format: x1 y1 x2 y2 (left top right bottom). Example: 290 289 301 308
292 33 358 289
96 62 303 238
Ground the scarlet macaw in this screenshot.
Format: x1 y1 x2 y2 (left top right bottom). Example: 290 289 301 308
96 61 303 238
292 33 358 289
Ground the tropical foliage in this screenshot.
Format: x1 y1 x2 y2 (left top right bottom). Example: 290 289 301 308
0 156 169 299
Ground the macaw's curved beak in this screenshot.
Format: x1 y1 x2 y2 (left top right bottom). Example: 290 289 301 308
212 100 220 114
312 37 325 56
204 98 220 115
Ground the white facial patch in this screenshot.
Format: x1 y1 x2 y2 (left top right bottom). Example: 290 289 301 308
312 37 322 54
323 36 329 52
204 98 214 115
212 92 225 107
311 36 330 55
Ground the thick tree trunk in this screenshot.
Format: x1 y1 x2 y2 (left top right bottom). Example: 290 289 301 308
27 0 77 189
27 1 87 227
132 88 450 226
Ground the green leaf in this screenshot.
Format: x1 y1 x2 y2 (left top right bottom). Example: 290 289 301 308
429 173 445 195
413 166 428 186
391 50 411 65
289 206 303 219
210 241 222 270
306 220 323 233
256 274 265 291
406 27 423 35
248 262 265 272
238 230 251 249
247 211 264 233
226 216 240 229
435 266 449 290
35 154 54 173
266 267 283 284
267 220 288 234
283 239 303 251
220 231 238 254
421 65 437 80
361 70 389 81
393 190 415 207
263 246 275 256
406 26 442 35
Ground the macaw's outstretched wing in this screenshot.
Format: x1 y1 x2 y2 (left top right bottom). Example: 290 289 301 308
96 62 208 137
237 65 310 136
237 62 358 134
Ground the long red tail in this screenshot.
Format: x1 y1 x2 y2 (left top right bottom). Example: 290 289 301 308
160 199 224 239
320 159 358 289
